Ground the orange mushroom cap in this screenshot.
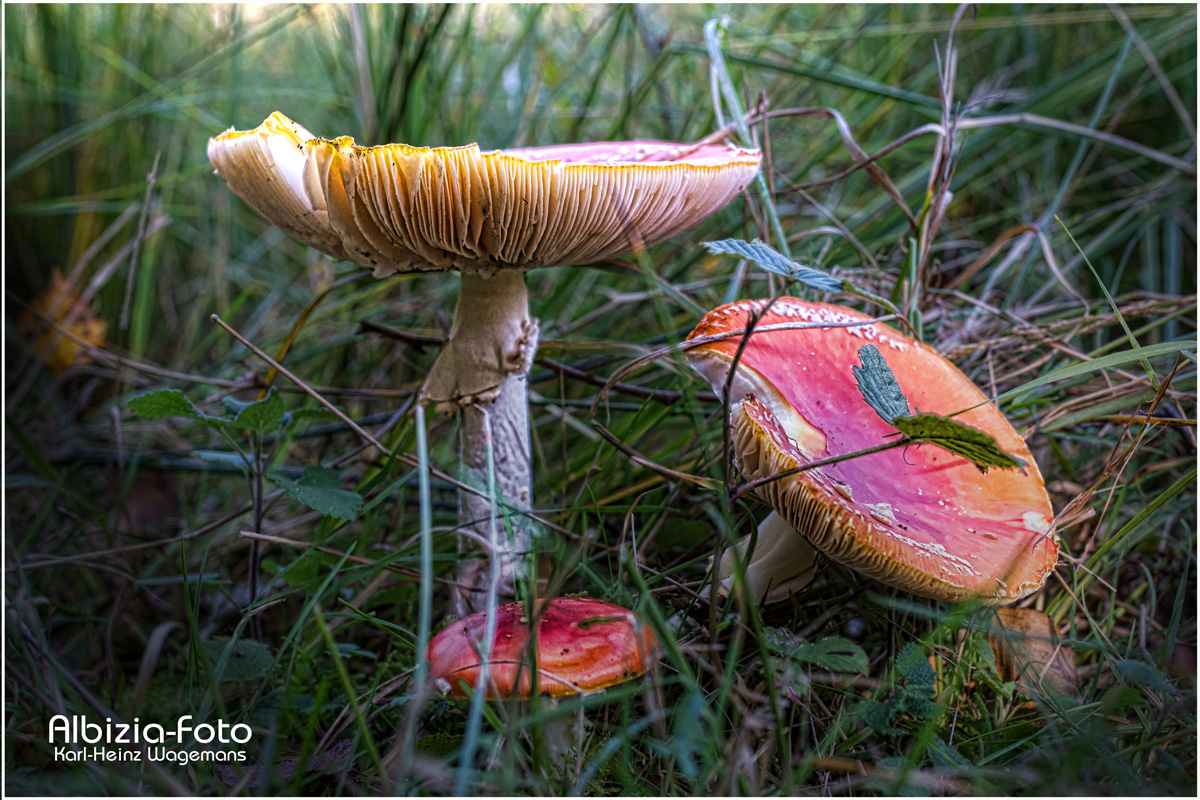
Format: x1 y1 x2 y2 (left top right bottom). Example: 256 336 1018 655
687 298 1058 603
427 598 659 699
207 112 761 276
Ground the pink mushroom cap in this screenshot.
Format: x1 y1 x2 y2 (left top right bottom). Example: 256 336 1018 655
687 298 1059 603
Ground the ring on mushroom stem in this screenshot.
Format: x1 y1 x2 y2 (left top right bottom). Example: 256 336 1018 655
687 297 1059 604
426 597 659 700
208 113 761 617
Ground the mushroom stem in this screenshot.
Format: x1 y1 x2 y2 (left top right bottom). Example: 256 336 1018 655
425 270 538 617
715 511 817 604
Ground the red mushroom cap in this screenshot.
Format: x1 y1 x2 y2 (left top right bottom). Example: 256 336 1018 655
687 298 1058 603
427 598 659 699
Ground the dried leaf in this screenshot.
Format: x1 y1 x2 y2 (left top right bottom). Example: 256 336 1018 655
989 607 1077 700
17 268 107 374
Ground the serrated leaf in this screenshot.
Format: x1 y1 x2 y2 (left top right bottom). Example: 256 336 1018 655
862 699 891 730
791 637 870 674
853 344 912 423
762 626 804 656
967 633 1015 700
893 413 1027 473
268 466 363 521
896 642 936 687
704 238 845 292
927 737 973 769
862 636 944 734
234 388 286 433
130 388 217 422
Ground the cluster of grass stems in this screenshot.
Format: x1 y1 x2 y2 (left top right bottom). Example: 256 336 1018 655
5 4 1196 796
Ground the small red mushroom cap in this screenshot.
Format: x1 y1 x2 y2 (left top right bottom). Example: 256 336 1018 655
426 598 659 699
687 298 1059 603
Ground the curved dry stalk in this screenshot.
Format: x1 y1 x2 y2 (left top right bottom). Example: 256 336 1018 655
588 315 899 489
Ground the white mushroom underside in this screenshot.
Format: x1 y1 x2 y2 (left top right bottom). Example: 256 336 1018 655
714 511 817 604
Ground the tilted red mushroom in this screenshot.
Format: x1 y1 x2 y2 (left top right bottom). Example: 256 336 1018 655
427 597 659 699
687 297 1058 603
208 113 761 615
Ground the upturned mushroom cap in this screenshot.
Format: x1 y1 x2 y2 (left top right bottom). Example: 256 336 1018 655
208 112 761 276
687 298 1058 603
427 598 659 699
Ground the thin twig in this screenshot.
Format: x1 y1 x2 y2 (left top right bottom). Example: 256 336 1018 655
119 151 160 331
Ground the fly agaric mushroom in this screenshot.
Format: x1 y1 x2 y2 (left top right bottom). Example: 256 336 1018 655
208 113 761 616
427 597 659 699
687 298 1058 604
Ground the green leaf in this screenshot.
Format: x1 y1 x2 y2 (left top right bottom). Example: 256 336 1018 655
704 238 845 292
764 628 869 673
268 466 363 521
892 413 1027 473
222 395 254 417
792 637 870 674
130 388 217 422
927 736 973 770
853 344 912 423
416 733 465 757
896 642 936 688
335 642 377 659
851 345 1027 473
762 626 801 654
233 388 286 433
966 633 1015 700
204 638 274 683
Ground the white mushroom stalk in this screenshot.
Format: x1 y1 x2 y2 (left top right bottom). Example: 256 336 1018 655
714 511 817 604
431 270 537 614
209 112 761 616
